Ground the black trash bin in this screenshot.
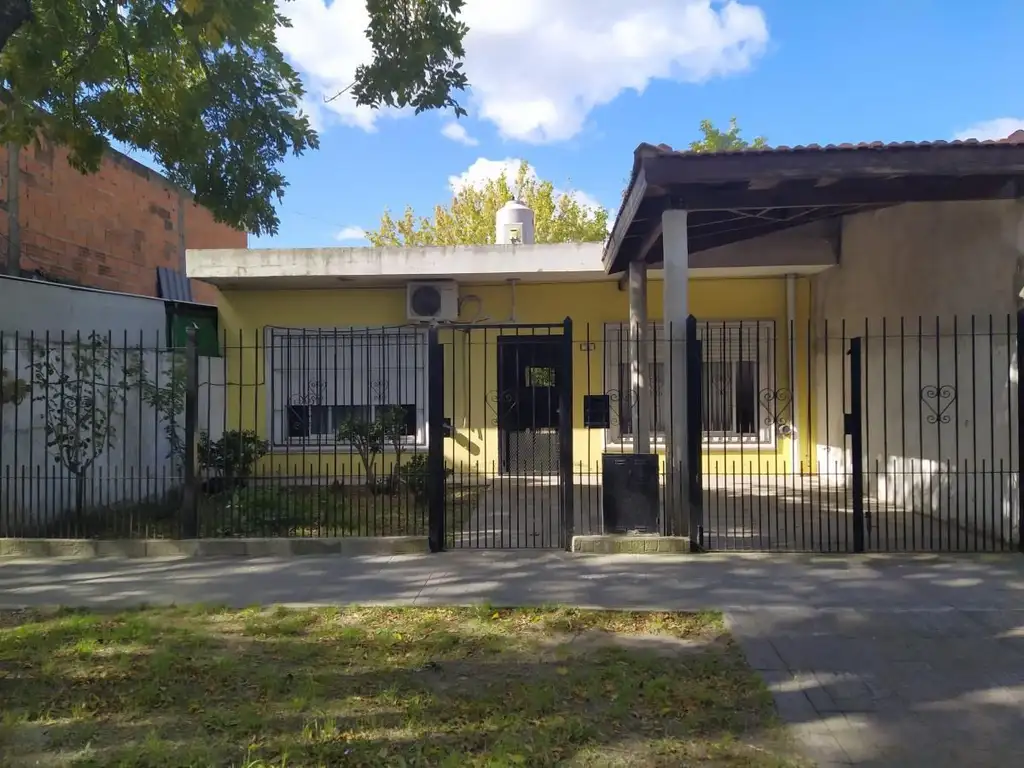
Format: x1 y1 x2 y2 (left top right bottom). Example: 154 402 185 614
602 453 659 533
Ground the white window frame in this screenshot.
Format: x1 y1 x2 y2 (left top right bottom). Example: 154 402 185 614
266 326 428 449
603 320 777 449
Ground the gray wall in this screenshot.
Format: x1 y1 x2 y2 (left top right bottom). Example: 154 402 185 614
809 200 1023 545
0 277 224 531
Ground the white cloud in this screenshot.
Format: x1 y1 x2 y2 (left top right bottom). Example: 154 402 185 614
277 1 769 143
335 225 367 241
448 158 607 223
276 0 375 131
954 118 1024 142
441 122 479 146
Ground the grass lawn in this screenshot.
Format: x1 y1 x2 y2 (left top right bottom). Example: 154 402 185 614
0 605 805 767
64 484 480 540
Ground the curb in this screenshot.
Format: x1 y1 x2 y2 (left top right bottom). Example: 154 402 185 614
0 536 429 559
570 534 693 554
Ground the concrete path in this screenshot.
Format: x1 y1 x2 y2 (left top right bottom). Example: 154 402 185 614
2 552 1023 767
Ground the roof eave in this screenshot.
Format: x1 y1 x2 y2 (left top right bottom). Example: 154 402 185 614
603 164 649 274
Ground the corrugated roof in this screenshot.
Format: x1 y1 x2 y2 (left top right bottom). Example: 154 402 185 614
156 267 194 303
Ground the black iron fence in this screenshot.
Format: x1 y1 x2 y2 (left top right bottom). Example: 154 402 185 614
1 314 1022 552
0 328 437 540
572 314 1022 553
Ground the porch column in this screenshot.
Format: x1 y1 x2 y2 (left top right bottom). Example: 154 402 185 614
628 260 652 453
662 208 689 536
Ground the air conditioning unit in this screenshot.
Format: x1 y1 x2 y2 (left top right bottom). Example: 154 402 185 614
406 281 459 322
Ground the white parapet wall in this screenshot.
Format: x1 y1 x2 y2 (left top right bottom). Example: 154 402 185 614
0 277 225 532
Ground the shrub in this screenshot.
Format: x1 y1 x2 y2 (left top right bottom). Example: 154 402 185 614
398 454 452 505
198 430 270 490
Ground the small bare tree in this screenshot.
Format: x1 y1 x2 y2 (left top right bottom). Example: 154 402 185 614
30 333 131 517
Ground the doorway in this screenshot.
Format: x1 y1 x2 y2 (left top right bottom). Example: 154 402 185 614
496 336 562 474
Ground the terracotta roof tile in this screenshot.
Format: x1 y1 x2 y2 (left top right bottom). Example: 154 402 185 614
636 133 1024 159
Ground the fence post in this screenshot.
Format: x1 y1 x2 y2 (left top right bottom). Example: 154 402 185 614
685 316 703 551
559 316 575 550
846 336 866 553
1017 310 1024 554
427 325 445 552
180 326 200 538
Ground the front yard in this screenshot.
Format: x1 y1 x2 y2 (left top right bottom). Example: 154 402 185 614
61 483 480 541
0 606 804 767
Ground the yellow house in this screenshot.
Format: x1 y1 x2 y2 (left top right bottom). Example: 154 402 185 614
185 137 1024 553
186 239 821 481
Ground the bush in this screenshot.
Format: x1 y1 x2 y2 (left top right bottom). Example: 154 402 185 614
398 454 452 504
198 430 270 488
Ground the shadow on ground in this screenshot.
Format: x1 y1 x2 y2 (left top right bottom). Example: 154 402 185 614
2 552 1024 766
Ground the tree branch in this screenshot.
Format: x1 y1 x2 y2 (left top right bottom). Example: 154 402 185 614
0 0 31 55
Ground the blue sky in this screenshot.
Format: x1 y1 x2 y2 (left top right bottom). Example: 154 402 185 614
133 0 1024 249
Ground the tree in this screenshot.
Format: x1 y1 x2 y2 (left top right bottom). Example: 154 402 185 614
689 118 767 153
336 415 387 491
0 0 469 236
366 160 609 246
127 348 187 472
29 333 132 517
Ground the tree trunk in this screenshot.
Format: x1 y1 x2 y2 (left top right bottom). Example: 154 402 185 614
74 473 86 531
0 0 31 54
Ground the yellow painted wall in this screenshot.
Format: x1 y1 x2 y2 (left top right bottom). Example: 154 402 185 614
213 277 814 479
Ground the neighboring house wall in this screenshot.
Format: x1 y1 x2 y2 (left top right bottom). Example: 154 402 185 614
0 140 245 304
0 277 224 531
212 276 812 480
810 199 1024 544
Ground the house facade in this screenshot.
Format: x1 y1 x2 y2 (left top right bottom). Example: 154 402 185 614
186 237 823 479
185 139 1024 553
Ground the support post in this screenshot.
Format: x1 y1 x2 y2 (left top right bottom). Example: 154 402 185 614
846 337 865 553
427 325 445 552
628 260 651 454
181 326 200 538
1017 310 1024 553
786 273 799 473
685 318 703 549
559 316 575 549
661 209 689 536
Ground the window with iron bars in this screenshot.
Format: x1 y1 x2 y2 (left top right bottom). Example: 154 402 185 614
267 327 428 447
604 321 777 447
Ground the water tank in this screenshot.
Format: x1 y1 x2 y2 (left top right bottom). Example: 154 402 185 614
495 199 535 245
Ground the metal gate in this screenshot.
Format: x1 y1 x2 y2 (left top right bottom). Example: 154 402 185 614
425 321 574 550
690 313 1024 554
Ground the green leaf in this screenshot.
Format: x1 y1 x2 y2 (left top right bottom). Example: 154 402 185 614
688 117 767 154
0 0 471 236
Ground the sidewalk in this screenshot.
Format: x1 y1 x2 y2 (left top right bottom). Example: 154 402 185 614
2 551 1022 612
3 551 1024 767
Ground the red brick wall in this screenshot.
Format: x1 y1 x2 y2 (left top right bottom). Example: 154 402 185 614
0 140 245 304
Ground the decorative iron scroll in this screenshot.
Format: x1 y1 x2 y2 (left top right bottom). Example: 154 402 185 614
759 387 793 428
604 387 634 429
921 385 956 425
290 379 325 406
485 389 516 426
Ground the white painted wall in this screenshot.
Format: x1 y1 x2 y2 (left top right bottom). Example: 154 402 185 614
810 200 1023 545
0 277 224 532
